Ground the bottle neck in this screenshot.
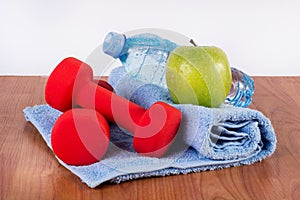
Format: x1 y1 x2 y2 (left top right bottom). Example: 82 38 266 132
121 33 178 55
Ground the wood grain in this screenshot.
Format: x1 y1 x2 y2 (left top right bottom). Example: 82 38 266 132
0 76 299 200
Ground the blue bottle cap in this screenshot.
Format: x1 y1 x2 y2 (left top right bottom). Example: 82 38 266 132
103 32 126 58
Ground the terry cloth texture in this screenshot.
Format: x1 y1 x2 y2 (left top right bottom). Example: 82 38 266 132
23 66 276 188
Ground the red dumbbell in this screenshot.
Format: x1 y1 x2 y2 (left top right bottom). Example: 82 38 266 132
45 57 182 157
51 108 110 165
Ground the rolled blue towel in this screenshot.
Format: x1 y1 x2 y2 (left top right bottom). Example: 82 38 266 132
23 66 276 188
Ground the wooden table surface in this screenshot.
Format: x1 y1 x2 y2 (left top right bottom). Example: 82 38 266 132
0 76 299 199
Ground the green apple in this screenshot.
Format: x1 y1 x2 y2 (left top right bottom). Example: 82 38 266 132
166 46 232 108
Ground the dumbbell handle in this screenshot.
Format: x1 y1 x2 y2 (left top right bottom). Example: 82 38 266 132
75 80 146 132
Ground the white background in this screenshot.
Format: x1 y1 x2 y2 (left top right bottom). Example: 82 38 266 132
1 0 300 75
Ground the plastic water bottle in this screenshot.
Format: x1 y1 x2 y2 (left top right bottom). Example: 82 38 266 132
224 67 255 107
103 32 178 88
103 32 254 107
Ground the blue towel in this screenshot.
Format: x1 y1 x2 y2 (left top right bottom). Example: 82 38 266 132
23 66 276 188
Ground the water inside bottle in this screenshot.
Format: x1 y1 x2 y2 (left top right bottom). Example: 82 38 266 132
121 46 170 87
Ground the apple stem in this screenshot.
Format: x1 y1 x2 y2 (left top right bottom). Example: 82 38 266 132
190 39 197 47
